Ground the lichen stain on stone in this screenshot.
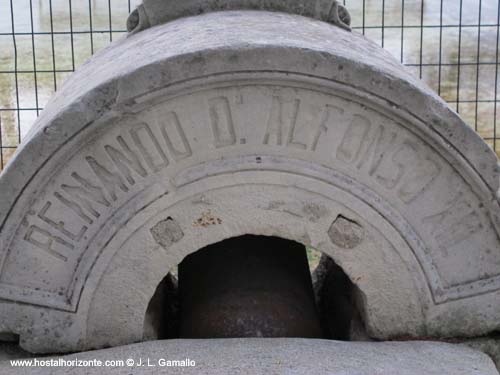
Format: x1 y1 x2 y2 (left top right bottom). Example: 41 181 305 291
302 203 329 222
193 210 222 228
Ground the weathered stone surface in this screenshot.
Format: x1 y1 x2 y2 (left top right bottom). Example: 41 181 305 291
328 215 365 249
461 337 500 372
0 10 499 353
1 339 498 375
127 0 352 33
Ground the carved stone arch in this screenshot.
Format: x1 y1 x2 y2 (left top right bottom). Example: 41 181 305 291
0 11 499 353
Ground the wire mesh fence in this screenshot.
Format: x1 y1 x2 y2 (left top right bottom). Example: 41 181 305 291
0 0 499 171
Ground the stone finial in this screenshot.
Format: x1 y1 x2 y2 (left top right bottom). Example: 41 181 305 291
126 0 351 34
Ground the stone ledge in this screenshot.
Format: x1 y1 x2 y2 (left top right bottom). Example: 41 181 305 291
1 338 498 374
462 337 500 372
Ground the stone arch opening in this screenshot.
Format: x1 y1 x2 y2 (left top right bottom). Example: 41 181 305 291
143 235 363 342
144 272 179 341
312 253 367 341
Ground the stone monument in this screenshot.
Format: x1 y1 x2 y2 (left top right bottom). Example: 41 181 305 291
0 1 499 373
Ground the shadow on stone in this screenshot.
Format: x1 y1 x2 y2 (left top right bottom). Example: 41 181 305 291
313 254 368 341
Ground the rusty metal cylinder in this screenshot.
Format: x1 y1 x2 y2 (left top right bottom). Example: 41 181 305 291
178 235 324 338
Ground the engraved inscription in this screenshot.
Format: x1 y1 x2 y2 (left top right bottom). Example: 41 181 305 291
24 225 72 262
59 172 111 222
104 136 148 185
38 201 87 242
336 114 441 204
337 115 372 164
263 97 343 153
86 155 129 200
209 97 236 148
20 111 194 260
263 96 299 146
157 111 192 161
311 105 343 151
130 123 169 172
393 141 441 203
3 83 498 309
423 191 484 250
286 99 306 149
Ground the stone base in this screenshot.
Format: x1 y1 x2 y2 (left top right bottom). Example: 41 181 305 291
1 339 498 374
462 337 500 372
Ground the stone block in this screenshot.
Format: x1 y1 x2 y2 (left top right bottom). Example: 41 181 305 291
1 339 498 375
0 10 498 352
